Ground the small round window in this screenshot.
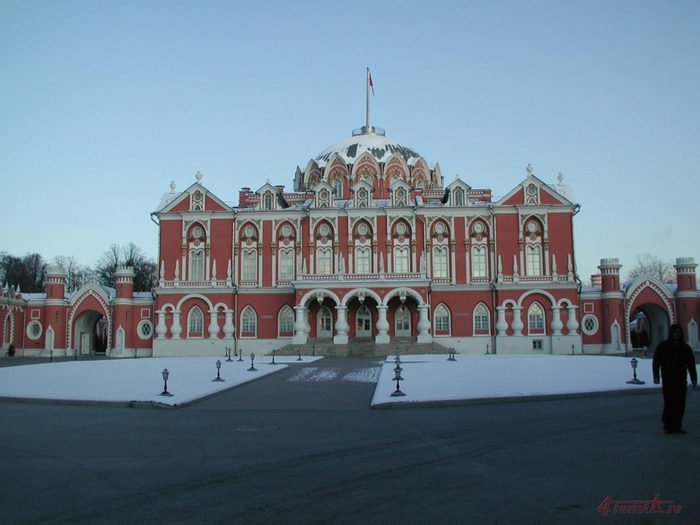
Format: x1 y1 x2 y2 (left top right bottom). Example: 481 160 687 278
27 321 42 340
319 224 330 236
192 226 203 238
435 222 445 234
396 223 406 235
358 223 368 235
137 320 154 340
282 224 292 237
473 222 484 234
581 315 599 335
245 225 255 237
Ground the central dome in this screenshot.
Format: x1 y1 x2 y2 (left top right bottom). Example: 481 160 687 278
314 126 422 167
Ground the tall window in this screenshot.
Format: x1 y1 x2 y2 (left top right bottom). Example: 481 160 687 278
190 250 205 281
242 250 257 281
433 247 448 278
472 246 487 278
454 189 464 206
264 193 273 210
394 247 409 273
528 303 545 332
332 177 343 199
526 245 542 276
241 306 257 334
188 306 204 336
434 304 450 332
356 247 371 274
278 306 294 335
474 304 490 331
317 248 332 275
279 250 294 281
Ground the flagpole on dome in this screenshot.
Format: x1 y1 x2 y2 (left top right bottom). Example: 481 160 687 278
366 67 375 134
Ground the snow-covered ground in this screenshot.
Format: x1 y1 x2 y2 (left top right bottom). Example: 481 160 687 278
0 354 660 408
371 354 658 407
0 356 322 407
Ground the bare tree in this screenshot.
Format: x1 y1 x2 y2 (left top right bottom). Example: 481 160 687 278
626 253 675 284
51 255 95 292
94 243 157 292
0 252 47 293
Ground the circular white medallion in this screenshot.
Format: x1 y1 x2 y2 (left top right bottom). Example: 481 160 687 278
282 224 292 237
527 221 538 233
245 225 255 237
474 222 484 233
320 224 330 236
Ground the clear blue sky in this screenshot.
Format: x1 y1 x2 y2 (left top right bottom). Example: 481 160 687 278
2 0 699 283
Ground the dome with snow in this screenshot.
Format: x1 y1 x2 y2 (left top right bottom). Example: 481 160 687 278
314 126 422 167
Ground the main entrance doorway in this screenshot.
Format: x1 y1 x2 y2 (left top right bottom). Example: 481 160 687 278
395 305 411 337
356 305 372 337
318 306 333 338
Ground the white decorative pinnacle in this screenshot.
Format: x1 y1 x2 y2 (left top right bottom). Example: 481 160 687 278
170 181 176 193
526 164 534 174
196 171 203 182
558 172 564 184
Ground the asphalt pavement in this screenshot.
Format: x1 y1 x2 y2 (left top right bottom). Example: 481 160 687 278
1 356 698 524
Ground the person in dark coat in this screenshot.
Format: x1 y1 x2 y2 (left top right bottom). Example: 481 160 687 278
652 324 697 434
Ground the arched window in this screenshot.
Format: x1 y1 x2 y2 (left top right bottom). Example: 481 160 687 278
528 303 545 333
526 245 542 276
454 189 464 206
395 305 411 336
279 249 294 281
3 313 11 345
356 305 372 337
241 306 257 335
355 247 371 274
317 248 332 275
190 250 205 281
188 306 204 337
471 246 487 278
434 304 451 333
332 177 343 199
394 247 409 273
264 193 273 210
433 247 448 278
474 303 490 332
278 306 294 335
242 250 257 281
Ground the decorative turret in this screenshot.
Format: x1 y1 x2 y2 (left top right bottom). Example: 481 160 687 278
115 266 136 299
45 267 67 300
674 257 697 293
598 258 622 293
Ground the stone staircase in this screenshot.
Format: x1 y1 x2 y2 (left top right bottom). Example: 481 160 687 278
273 338 450 357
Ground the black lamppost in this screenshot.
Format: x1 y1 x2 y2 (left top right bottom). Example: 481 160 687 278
571 344 575 355
134 348 138 359
626 358 645 385
391 367 405 397
448 348 456 361
297 349 303 361
238 346 244 362
270 349 277 365
485 343 490 355
248 353 257 372
212 360 225 382
159 368 174 396
74 348 78 361
226 347 233 362
49 349 53 363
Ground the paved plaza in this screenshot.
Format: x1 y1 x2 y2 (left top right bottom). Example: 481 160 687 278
1 357 698 524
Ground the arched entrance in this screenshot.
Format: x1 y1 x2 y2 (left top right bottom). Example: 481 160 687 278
73 310 106 356
628 303 669 350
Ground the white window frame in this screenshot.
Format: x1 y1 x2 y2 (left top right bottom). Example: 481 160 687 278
189 250 205 281
433 247 448 278
278 306 294 335
471 245 487 278
473 303 490 332
188 307 204 337
528 303 545 333
394 246 409 273
241 306 257 335
434 304 451 333
317 248 332 275
279 249 294 281
242 250 257 281
355 247 371 274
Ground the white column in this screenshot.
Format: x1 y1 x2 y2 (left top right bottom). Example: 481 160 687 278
223 310 235 339
376 305 390 344
156 310 167 339
334 306 349 344
293 305 308 344
550 306 563 335
511 306 523 336
495 306 508 335
417 304 432 343
208 309 220 339
566 305 579 334
170 312 182 339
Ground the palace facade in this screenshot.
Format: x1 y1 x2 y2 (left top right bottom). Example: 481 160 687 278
2 124 699 357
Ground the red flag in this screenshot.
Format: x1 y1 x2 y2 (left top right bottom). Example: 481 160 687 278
368 71 375 96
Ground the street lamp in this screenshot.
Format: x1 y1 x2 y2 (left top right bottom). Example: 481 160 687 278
49 349 53 363
159 369 174 396
248 353 257 372
270 349 277 365
297 349 303 361
237 345 244 362
226 347 233 362
626 358 645 385
485 343 490 355
213 360 225 382
390 367 405 397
